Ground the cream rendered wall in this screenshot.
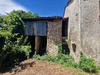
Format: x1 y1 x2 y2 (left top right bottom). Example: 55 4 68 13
80 0 100 63
64 0 81 62
64 0 100 63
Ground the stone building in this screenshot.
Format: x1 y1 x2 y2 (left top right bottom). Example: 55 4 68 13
63 0 100 63
22 16 64 56
23 0 100 63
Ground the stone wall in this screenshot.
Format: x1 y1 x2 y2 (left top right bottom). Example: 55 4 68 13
80 0 100 63
47 20 62 56
64 0 100 63
64 0 81 62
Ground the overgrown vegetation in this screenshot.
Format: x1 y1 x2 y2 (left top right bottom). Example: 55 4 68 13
79 53 98 73
33 44 77 68
33 54 78 68
33 44 99 73
0 10 99 74
0 10 39 72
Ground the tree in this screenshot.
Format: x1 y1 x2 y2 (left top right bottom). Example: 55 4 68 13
2 10 40 36
3 11 24 36
0 10 40 71
33 13 40 18
7 10 40 18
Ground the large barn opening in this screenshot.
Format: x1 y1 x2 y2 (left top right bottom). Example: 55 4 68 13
35 36 47 56
27 36 35 57
62 18 70 54
28 36 47 57
23 20 47 56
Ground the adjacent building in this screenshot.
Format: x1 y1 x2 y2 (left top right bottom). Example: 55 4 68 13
64 0 100 63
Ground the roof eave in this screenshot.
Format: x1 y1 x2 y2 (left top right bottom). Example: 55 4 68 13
22 16 62 21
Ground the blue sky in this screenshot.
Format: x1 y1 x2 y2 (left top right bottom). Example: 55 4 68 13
0 0 68 17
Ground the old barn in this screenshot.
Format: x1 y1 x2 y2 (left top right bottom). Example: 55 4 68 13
22 16 69 55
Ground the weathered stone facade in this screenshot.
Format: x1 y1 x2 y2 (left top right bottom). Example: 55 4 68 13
64 0 100 63
22 17 62 56
80 0 100 63
64 0 81 62
47 20 62 56
23 0 100 63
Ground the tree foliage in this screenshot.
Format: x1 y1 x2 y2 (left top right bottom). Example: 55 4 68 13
7 10 40 18
0 10 40 72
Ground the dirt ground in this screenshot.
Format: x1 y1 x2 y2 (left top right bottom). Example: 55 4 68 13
0 59 100 75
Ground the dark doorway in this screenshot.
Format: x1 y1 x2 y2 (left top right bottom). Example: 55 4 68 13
62 18 69 38
38 36 47 55
62 18 70 54
27 36 35 57
28 36 47 56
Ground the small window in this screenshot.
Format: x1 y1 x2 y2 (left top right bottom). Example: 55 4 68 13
72 43 76 54
62 18 69 37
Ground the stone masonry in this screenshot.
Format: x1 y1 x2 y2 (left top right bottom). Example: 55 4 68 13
64 0 81 62
47 20 62 56
22 17 62 56
64 0 100 63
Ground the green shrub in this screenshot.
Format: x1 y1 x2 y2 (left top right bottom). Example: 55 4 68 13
58 43 63 54
58 43 67 54
54 54 78 68
32 53 78 68
66 40 69 46
0 10 40 72
0 35 31 71
79 54 98 73
33 54 55 62
33 43 99 73
32 43 77 68
39 55 52 61
0 22 31 71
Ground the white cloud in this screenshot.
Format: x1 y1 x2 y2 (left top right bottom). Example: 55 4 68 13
0 0 28 15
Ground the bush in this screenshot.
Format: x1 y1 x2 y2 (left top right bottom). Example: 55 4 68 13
0 22 31 71
55 54 78 68
58 43 63 54
33 54 55 62
0 35 31 71
32 43 77 68
33 44 99 73
32 54 78 68
79 54 98 73
0 10 40 72
58 43 68 54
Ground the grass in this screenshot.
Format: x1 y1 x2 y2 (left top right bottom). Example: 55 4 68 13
32 53 100 73
32 44 100 73
32 54 78 68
